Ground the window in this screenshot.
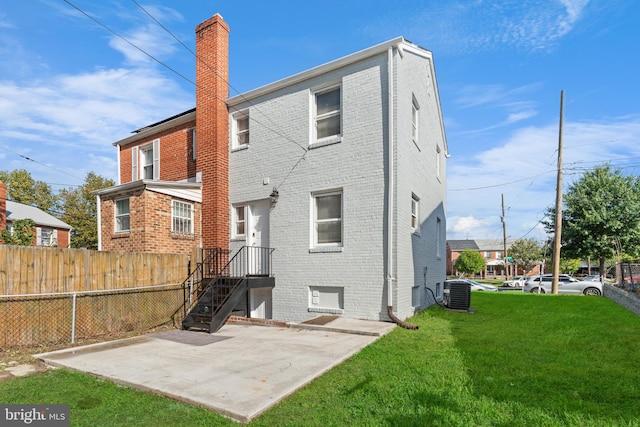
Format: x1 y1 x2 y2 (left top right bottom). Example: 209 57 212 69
192 129 197 160
141 145 154 179
132 139 159 180
313 190 342 246
314 85 341 142
484 251 491 258
172 200 193 235
412 95 419 143
436 217 442 258
411 194 419 232
233 110 249 148
436 145 441 179
38 228 57 246
115 198 130 232
233 205 246 238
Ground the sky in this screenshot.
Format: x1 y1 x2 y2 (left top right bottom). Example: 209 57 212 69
1 0 639 243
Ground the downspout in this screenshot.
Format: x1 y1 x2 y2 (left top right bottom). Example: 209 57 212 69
386 45 418 330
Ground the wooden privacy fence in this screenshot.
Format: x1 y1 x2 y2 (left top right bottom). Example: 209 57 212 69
0 245 194 295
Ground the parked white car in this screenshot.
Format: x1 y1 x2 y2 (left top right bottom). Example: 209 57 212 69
502 276 527 287
523 274 602 296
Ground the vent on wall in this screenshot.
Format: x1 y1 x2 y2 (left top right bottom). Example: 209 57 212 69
443 281 471 310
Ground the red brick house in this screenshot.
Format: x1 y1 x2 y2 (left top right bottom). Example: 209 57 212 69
95 15 230 254
0 181 72 248
447 239 542 278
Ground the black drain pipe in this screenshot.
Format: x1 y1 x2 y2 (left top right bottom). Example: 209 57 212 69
387 306 419 330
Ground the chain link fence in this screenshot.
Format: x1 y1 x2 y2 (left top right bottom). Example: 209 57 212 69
0 284 183 349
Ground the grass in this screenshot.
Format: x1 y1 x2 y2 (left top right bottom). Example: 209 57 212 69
1 292 639 426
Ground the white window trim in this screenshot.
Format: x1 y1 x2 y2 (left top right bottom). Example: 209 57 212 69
411 193 420 234
412 95 420 147
232 110 250 150
436 217 442 258
133 139 160 181
192 128 197 160
232 204 246 240
171 200 194 235
311 189 343 249
114 198 130 233
310 83 342 148
131 147 138 181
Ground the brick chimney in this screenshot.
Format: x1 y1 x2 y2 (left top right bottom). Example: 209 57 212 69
195 14 230 249
0 181 6 231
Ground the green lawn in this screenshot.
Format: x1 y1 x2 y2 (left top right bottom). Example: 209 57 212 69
2 292 639 426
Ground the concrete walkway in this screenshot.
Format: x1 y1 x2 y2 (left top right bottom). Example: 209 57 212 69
36 318 395 423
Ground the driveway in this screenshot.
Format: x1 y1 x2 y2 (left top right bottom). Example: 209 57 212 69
36 318 395 423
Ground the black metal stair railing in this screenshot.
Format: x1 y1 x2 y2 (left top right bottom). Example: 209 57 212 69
180 246 274 333
171 248 230 327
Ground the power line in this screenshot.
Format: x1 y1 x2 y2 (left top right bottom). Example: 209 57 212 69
0 145 84 182
130 0 307 154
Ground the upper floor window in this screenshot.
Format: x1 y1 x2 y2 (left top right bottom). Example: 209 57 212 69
115 198 130 232
172 200 193 235
412 95 420 144
313 190 342 246
313 85 341 144
436 145 441 179
411 194 420 232
484 251 491 258
436 217 442 258
232 110 250 149
132 139 160 181
191 129 197 160
233 205 246 239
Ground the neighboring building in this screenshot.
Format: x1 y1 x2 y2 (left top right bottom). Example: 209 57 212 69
96 14 448 324
0 182 72 248
447 239 541 278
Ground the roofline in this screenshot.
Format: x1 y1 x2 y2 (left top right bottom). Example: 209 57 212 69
92 179 201 197
228 37 429 107
112 109 196 148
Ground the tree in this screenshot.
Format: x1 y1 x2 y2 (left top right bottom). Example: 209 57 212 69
0 169 57 211
545 165 640 276
454 249 486 277
58 172 115 249
0 218 35 246
559 258 581 275
508 238 543 274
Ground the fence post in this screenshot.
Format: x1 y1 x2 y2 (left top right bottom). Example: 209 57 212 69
71 292 77 344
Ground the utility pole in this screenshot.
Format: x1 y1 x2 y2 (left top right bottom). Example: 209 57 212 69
501 194 509 280
552 90 565 294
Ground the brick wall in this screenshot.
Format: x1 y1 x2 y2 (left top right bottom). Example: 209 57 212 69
119 120 197 184
195 14 230 249
99 188 201 255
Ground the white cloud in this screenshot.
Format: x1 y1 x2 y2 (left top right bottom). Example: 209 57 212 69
369 0 592 54
446 115 640 241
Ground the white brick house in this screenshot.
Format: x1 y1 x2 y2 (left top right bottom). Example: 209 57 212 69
227 37 448 323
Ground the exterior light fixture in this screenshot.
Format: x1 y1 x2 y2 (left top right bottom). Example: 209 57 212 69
269 187 279 204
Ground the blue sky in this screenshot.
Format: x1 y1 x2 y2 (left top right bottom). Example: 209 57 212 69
1 0 639 242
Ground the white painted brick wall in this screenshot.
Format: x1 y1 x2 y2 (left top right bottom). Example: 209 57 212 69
229 48 446 323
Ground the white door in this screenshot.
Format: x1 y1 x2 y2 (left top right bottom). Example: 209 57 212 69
248 201 269 248
248 201 270 275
